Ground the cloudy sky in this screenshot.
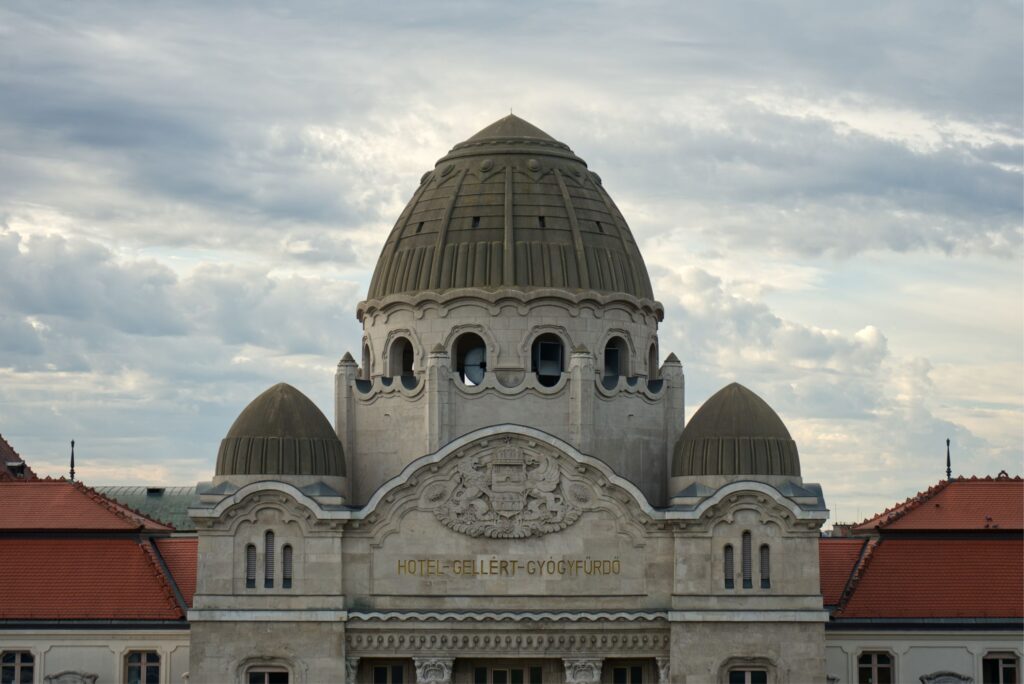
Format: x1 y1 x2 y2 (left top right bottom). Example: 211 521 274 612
1 1 1020 524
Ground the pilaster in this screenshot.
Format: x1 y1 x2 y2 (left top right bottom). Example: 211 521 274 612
568 345 596 454
344 657 359 684
661 353 684 489
335 352 358 502
425 343 452 453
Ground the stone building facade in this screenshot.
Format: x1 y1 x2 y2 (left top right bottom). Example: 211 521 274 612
187 115 831 684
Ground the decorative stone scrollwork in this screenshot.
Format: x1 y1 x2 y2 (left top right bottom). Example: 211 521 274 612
427 436 596 538
656 657 670 684
920 673 973 684
413 657 454 684
44 674 98 684
344 657 359 684
563 658 602 684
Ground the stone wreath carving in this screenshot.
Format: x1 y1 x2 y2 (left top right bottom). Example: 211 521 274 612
425 437 594 538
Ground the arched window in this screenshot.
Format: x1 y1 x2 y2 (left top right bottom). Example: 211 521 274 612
453 333 487 386
264 531 275 588
388 337 415 377
245 544 256 589
282 544 293 589
361 342 371 380
531 333 564 387
648 342 659 379
603 336 629 382
724 544 735 589
741 531 752 589
760 544 771 589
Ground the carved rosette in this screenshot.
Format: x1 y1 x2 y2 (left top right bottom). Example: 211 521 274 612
423 436 598 539
413 657 454 684
563 658 603 684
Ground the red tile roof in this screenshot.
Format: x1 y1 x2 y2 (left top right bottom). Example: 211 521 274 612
0 433 35 480
819 538 867 606
837 538 1024 618
156 538 198 607
0 538 184 620
855 475 1023 532
0 480 173 531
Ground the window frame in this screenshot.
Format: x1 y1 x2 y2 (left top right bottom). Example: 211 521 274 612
1 650 34 684
124 649 161 684
282 543 293 589
759 543 771 589
856 650 895 684
247 668 290 684
741 530 753 589
724 544 735 589
982 652 1019 684
264 530 275 589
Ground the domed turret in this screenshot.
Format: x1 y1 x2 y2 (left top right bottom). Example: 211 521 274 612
672 383 800 481
216 383 345 479
366 114 654 301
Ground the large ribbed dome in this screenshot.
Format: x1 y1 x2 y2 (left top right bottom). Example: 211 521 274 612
216 383 345 477
366 115 654 301
672 383 800 478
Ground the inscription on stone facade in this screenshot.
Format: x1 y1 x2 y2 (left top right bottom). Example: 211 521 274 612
396 556 622 577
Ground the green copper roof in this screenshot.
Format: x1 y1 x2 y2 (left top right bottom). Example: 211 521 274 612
95 485 197 531
366 115 655 301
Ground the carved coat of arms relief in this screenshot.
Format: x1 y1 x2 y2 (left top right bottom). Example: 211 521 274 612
422 437 596 538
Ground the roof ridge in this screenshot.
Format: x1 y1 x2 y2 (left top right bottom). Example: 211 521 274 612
71 480 173 531
834 538 881 616
854 478 953 530
140 539 186 620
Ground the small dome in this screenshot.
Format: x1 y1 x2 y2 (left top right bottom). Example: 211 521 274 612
216 383 345 477
366 114 654 301
672 383 800 478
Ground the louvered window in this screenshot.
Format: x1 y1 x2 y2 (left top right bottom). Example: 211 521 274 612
245 544 256 589
264 531 275 588
724 544 735 589
760 544 771 589
741 531 752 589
283 544 293 589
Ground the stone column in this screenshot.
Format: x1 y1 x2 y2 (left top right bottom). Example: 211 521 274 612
344 657 360 684
568 344 596 454
335 352 358 501
661 352 685 488
425 343 451 453
563 658 602 684
656 657 670 684
413 657 454 684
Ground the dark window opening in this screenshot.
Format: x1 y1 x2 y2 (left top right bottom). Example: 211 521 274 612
858 652 893 684
454 333 487 386
471 216 481 228
125 650 160 684
531 334 564 387
415 221 424 233
648 342 659 379
388 337 415 377
724 544 735 589
742 531 753 589
538 215 546 228
983 654 1017 684
245 544 256 589
613 665 645 683
473 666 542 684
282 544 293 589
760 544 771 589
373 664 406 684
361 343 371 380
264 530 275 589
596 220 605 233
729 671 768 684
248 671 289 684
603 336 629 380
1 651 33 684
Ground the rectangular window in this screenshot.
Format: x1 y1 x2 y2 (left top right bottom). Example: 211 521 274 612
728 671 767 684
248 672 289 684
282 545 293 589
858 652 893 684
473 666 542 683
372 664 405 684
471 216 481 228
1 651 33 684
125 650 160 684
724 544 735 589
245 544 256 589
613 665 644 683
264 531 275 588
538 216 546 228
742 531 753 589
759 544 771 589
983 654 1019 684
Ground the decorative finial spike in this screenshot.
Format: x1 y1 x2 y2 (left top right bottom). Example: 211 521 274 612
945 438 952 481
69 439 76 482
